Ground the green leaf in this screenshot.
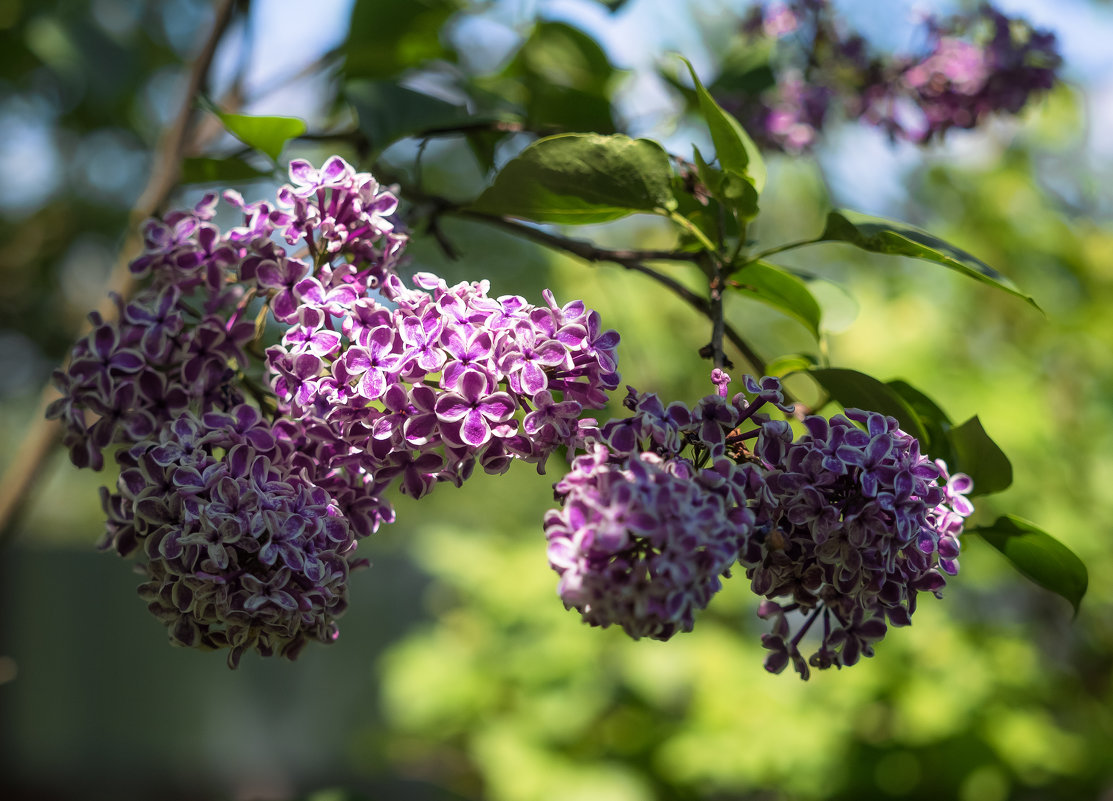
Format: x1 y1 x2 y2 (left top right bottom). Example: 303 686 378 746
818 209 1040 309
502 21 619 134
679 56 765 195
885 379 954 463
345 80 503 153
513 21 614 97
731 261 822 339
342 0 461 79
179 156 269 185
215 112 306 161
469 133 677 224
810 367 929 444
971 515 1087 615
765 353 818 377
947 415 1012 496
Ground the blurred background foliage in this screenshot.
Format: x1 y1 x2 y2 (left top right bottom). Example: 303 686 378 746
2 0 1112 799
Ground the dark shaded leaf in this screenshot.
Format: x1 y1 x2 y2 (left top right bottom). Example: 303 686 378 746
346 80 506 153
215 112 306 161
180 157 269 185
343 0 461 79
947 415 1012 496
810 368 929 443
971 515 1087 615
886 379 954 463
819 209 1039 309
731 261 821 339
502 21 618 133
469 133 677 224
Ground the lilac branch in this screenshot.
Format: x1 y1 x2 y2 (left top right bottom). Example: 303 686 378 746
0 0 241 544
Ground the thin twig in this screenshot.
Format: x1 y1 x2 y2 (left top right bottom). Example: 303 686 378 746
451 207 703 265
0 0 240 545
447 208 768 373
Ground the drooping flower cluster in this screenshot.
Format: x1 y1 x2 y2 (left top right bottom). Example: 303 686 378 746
724 0 1060 150
543 371 972 677
47 156 617 666
101 407 357 668
744 409 973 678
544 372 782 640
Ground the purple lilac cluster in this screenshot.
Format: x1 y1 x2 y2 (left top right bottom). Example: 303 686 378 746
47 155 618 666
101 407 357 668
264 269 620 507
745 409 973 678
544 371 781 640
727 1 1060 150
544 371 972 678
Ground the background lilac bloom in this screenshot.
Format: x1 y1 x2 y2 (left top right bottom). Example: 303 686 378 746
722 0 1061 149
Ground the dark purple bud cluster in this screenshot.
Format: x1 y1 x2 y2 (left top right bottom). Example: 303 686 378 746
47 156 618 666
101 407 357 668
543 372 972 677
746 410 973 678
727 1 1060 150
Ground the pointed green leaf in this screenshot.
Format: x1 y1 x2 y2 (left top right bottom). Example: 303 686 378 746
680 57 765 195
180 156 269 185
215 112 306 161
971 515 1087 615
818 209 1039 309
731 261 821 340
810 367 929 444
468 133 677 224
947 415 1012 496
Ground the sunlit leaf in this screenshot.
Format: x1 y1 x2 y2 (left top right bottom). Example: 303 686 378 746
469 133 676 224
947 415 1013 496
818 209 1040 309
971 515 1087 615
765 353 818 377
810 367 929 443
679 56 765 196
215 112 306 161
731 261 821 339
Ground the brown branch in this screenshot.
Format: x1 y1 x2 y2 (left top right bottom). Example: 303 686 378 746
0 0 240 546
448 209 768 373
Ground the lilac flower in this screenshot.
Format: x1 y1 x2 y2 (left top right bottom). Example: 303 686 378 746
434 369 517 449
740 405 973 677
50 155 626 667
545 444 752 640
106 409 360 668
721 0 1061 150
